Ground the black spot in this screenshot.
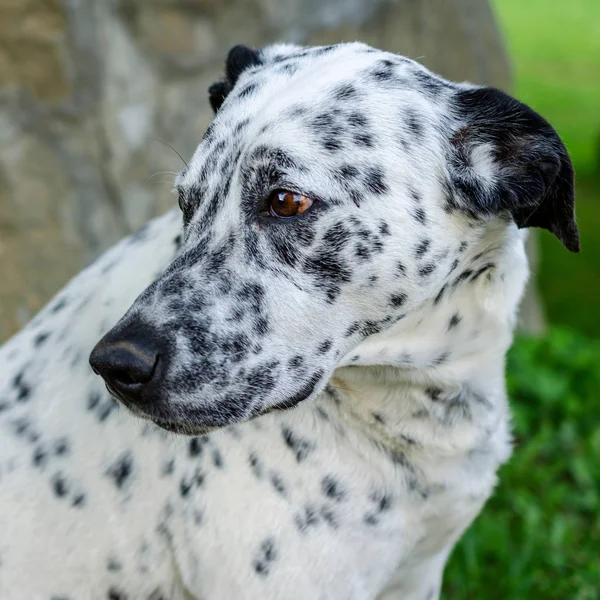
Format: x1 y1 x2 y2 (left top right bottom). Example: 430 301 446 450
372 490 393 512
189 437 205 458
448 313 462 330
33 446 47 468
212 449 224 469
253 317 269 337
413 208 427 224
370 60 395 82
50 297 68 313
378 221 391 236
13 417 29 437
426 387 443 401
347 112 368 128
418 263 436 276
317 340 332 354
433 352 450 365
288 355 303 370
304 247 351 302
396 262 407 276
415 239 431 258
354 133 374 147
321 475 345 502
320 505 338 529
108 588 128 600
72 493 86 507
294 504 319 533
344 322 360 337
364 513 379 526
410 188 422 202
193 509 204 526
449 259 460 273
180 478 193 498
389 293 407 308
372 412 386 424
270 472 287 496
34 332 50 346
88 390 100 410
316 407 330 421
107 557 123 572
333 83 358 100
337 164 360 180
55 438 69 456
322 136 343 152
246 361 279 394
249 452 263 479
406 109 424 138
51 473 69 498
238 82 258 99
253 538 278 577
12 371 31 403
364 167 388 195
282 427 315 463
364 490 393 525
106 452 133 490
323 221 352 250
355 243 371 261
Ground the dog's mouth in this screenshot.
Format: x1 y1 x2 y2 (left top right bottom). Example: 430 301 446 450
103 381 220 436
103 371 323 436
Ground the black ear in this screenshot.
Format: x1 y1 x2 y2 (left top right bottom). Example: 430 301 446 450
451 87 579 252
208 45 262 113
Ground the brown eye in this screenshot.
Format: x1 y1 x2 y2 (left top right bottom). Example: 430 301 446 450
268 191 314 218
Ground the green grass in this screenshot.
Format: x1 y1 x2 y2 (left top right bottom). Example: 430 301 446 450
538 177 600 335
493 0 600 175
444 329 600 599
492 0 600 336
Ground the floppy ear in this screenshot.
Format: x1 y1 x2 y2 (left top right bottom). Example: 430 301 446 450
451 87 579 252
208 45 262 113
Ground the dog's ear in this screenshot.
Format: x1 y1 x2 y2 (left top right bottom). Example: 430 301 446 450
208 45 262 113
451 87 579 252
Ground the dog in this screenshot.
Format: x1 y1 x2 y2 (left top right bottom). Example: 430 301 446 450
0 42 578 600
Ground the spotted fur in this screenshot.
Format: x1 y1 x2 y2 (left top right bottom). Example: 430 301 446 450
0 42 577 600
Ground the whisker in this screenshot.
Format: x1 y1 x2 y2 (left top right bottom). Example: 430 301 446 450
149 137 189 169
148 171 179 181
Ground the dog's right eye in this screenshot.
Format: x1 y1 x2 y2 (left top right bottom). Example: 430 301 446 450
266 190 314 218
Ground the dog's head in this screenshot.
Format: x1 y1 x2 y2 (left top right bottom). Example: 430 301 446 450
90 43 577 434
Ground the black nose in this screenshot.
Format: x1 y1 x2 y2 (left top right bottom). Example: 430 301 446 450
89 321 160 405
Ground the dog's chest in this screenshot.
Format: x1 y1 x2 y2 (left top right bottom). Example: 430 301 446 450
165 403 504 599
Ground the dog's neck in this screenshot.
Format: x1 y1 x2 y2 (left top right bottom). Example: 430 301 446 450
322 222 529 456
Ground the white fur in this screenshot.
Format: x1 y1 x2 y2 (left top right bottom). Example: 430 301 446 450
0 43 534 600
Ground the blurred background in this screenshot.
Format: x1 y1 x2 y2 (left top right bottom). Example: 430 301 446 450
0 0 598 597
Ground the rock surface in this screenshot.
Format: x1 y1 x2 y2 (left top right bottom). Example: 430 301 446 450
0 0 511 341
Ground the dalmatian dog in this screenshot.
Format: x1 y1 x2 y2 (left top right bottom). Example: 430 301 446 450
0 42 577 600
